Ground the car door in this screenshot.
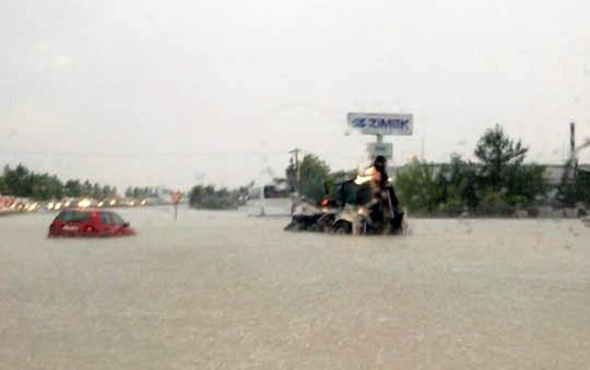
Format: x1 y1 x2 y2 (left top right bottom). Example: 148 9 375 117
63 211 90 235
99 212 118 235
109 213 127 235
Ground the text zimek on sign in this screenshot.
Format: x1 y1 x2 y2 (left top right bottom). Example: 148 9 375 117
348 113 413 136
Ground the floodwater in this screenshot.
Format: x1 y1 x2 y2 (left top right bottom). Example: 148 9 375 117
1 208 589 370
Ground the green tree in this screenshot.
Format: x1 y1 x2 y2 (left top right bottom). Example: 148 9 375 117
189 184 244 209
504 164 546 206
31 173 64 200
189 185 205 206
3 164 32 197
557 163 590 207
0 174 6 194
395 161 440 213
81 180 92 197
298 154 331 204
578 169 590 206
474 124 528 191
49 175 64 199
477 188 507 215
440 155 480 212
30 173 47 200
102 185 112 198
91 183 102 199
64 180 82 198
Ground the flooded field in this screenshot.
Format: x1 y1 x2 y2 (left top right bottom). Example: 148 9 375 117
1 208 589 369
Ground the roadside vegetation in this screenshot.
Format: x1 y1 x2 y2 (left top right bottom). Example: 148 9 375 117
396 125 588 215
188 185 249 210
287 124 589 216
0 164 118 200
286 153 352 204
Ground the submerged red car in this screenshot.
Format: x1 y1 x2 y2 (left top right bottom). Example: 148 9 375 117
48 209 136 237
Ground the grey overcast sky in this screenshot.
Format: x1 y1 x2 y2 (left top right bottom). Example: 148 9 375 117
2 0 590 190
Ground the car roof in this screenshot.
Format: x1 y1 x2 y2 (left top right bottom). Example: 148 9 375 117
60 208 107 213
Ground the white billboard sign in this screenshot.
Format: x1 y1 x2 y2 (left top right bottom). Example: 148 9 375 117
367 143 393 159
348 113 413 136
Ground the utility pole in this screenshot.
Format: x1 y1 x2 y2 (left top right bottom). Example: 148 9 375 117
289 148 302 215
571 122 578 172
570 122 578 208
289 148 301 185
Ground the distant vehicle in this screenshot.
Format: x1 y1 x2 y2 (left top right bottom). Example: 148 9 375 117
48 209 136 238
246 181 293 217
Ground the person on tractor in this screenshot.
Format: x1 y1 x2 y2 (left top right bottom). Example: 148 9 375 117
361 155 402 232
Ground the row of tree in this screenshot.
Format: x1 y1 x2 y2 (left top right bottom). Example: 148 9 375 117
395 156 547 215
0 164 119 201
124 187 159 199
188 185 249 210
395 125 590 214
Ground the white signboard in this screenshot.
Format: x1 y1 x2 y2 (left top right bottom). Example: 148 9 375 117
348 113 413 136
367 143 393 159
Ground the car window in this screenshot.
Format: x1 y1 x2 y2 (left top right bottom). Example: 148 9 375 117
100 213 111 224
55 211 71 221
110 213 125 225
56 211 90 222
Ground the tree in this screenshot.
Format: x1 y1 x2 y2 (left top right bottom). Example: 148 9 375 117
64 180 82 198
82 180 92 197
31 173 63 200
472 124 547 212
474 124 528 190
298 154 331 203
0 174 6 194
48 175 64 199
189 184 244 209
504 164 546 206
189 185 205 206
440 155 480 212
3 164 32 197
578 169 590 206
477 188 507 215
30 173 49 200
92 183 103 199
395 161 440 213
102 185 112 198
1 163 118 200
557 163 590 207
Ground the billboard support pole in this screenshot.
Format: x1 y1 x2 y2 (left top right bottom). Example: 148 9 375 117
372 134 386 162
348 112 413 164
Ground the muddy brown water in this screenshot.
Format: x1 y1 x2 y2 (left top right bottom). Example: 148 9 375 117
1 208 589 369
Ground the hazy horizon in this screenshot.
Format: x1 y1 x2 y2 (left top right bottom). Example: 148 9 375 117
2 0 589 190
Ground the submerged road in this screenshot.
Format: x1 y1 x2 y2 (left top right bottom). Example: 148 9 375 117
1 208 589 369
